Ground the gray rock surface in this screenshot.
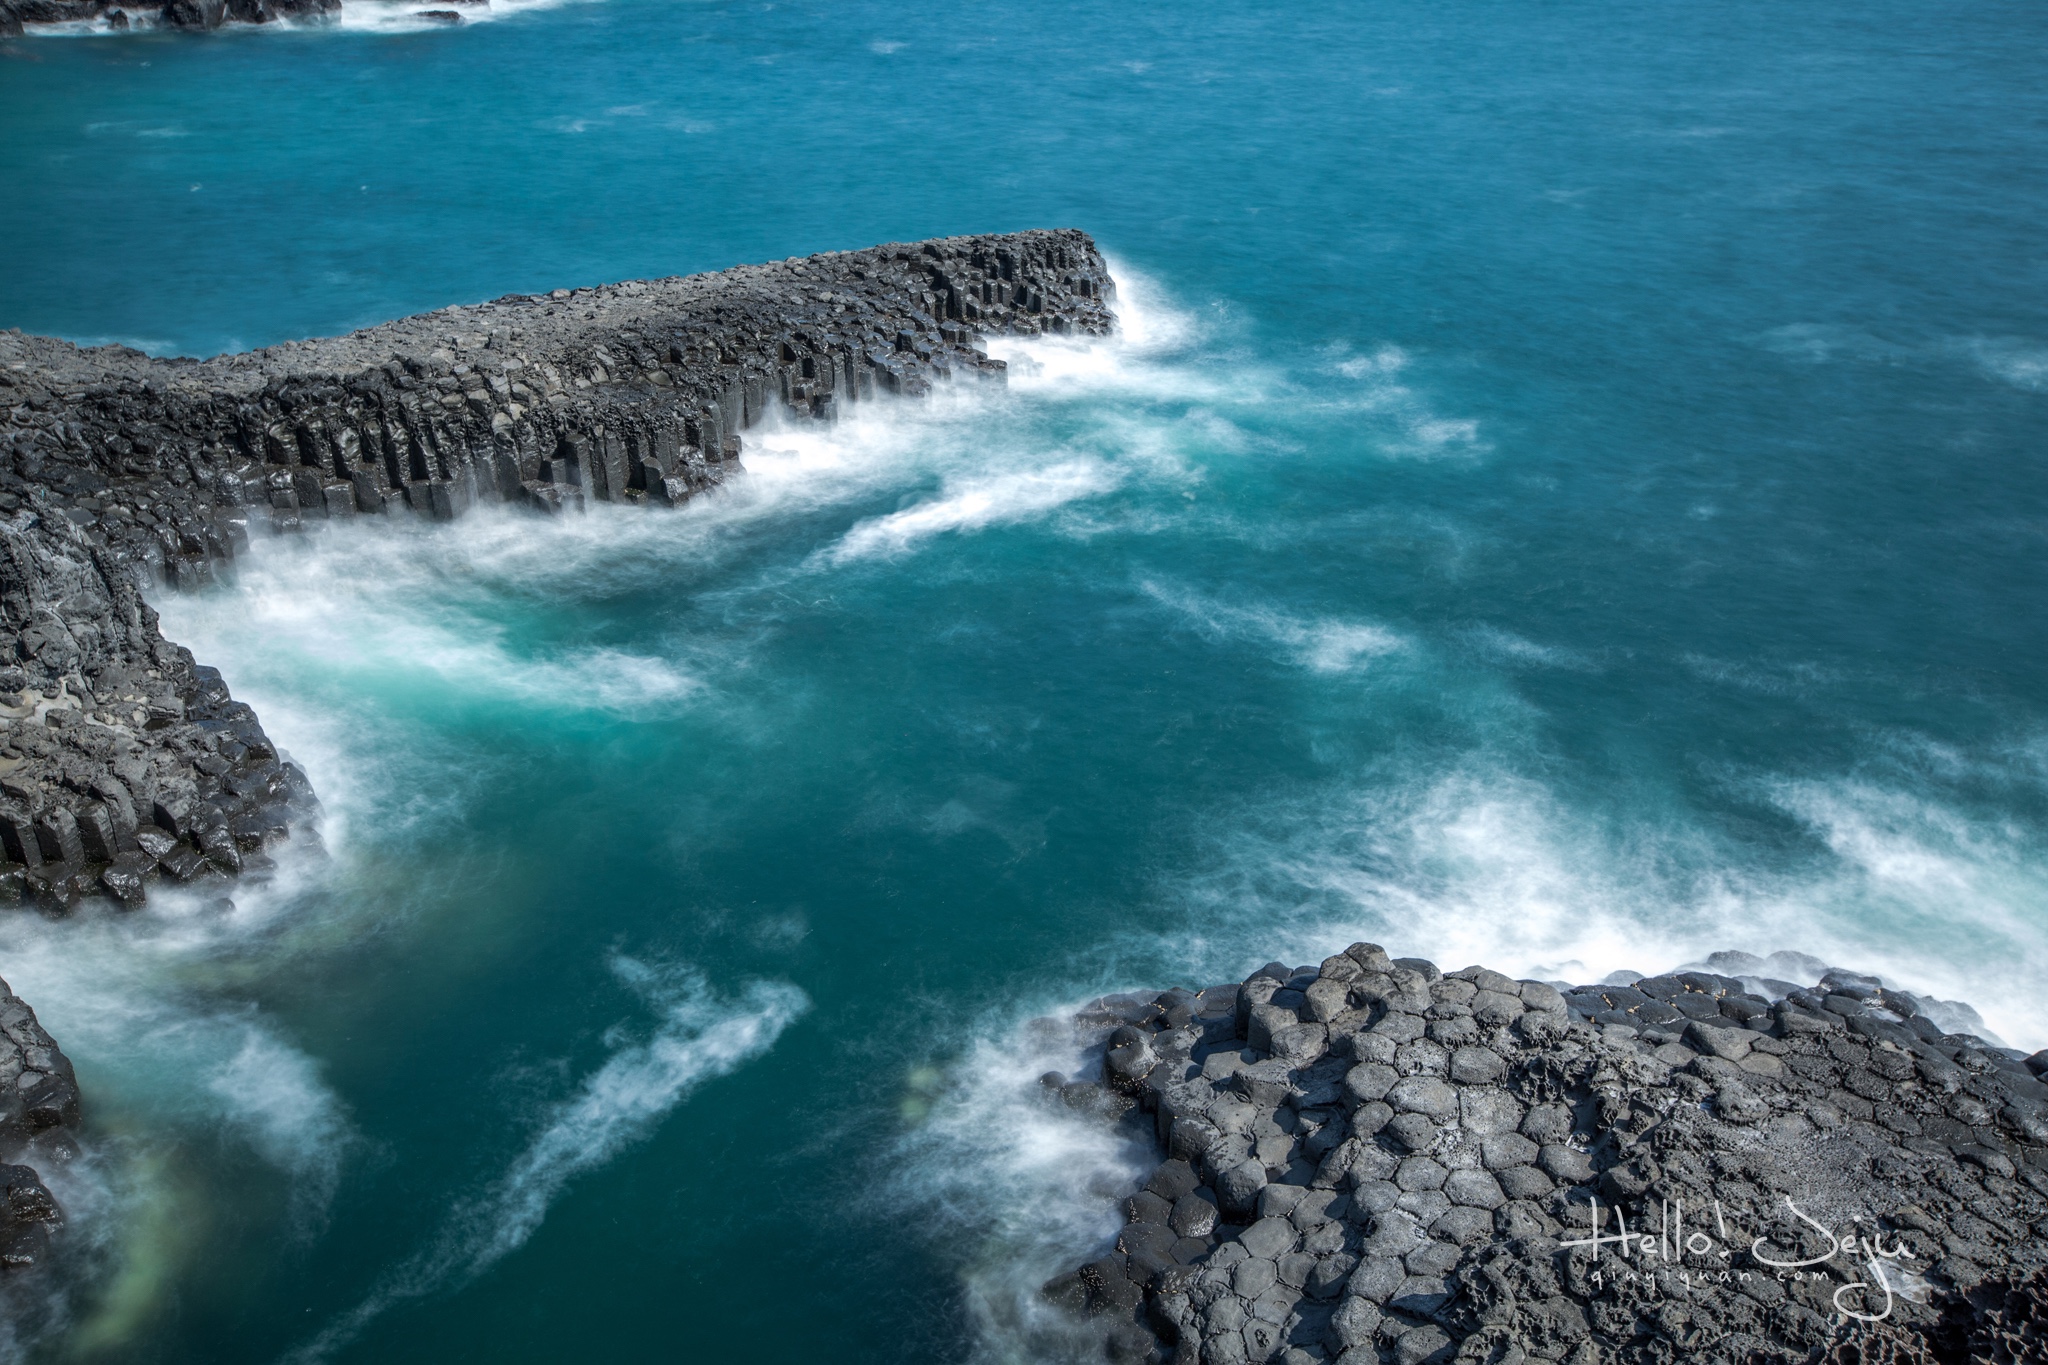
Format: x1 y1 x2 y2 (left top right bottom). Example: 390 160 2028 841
1046 950 2048 1364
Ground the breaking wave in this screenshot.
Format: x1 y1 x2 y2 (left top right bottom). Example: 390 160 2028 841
1154 755 2048 1051
887 1002 1153 1365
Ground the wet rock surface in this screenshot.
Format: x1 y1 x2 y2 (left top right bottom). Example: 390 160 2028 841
0 977 77 1277
1047 949 2048 1365
0 229 1110 917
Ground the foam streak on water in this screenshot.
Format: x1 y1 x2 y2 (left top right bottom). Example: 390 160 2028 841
286 958 807 1364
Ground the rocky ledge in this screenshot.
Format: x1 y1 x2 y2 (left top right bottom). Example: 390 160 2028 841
0 229 1110 917
1045 947 2048 1365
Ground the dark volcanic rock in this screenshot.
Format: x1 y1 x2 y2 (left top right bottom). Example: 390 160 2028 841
1048 952 2048 1365
0 976 78 1275
5 0 341 28
0 229 1112 915
160 0 226 27
1932 1265 2048 1364
8 1 107 23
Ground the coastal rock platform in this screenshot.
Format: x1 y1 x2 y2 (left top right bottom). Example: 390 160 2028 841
1046 948 2048 1365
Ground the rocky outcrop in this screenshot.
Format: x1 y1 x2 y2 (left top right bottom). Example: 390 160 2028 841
1045 950 2048 1365
0 977 77 1276
0 229 1111 917
0 0 338 33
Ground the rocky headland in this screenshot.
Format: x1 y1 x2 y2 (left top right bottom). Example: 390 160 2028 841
1044 948 2048 1365
1 0 341 35
0 227 1113 1270
1 1 507 32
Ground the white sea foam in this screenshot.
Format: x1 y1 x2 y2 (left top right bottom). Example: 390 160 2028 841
1681 652 1840 697
1321 343 1488 458
1153 758 2048 1051
1756 323 1910 365
0 892 358 1355
1459 624 1597 672
983 256 1242 405
1761 326 2048 395
888 1003 1153 1365
287 957 805 1364
1958 336 2048 393
1139 579 1406 673
311 0 605 37
204 1024 353 1219
823 458 1121 564
156 512 706 733
0 913 356 1204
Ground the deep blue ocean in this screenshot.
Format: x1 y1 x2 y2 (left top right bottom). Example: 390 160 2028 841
2 0 2046 1360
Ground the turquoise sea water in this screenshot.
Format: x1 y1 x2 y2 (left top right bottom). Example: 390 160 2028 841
2 0 2047 1359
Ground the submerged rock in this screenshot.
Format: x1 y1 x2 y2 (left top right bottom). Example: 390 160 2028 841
1048 950 2048 1365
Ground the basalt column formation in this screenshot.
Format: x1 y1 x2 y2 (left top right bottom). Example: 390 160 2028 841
1048 951 2048 1365
0 228 1112 916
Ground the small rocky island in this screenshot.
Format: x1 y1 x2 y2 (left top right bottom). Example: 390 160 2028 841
0 228 1114 1272
1046 949 2048 1364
